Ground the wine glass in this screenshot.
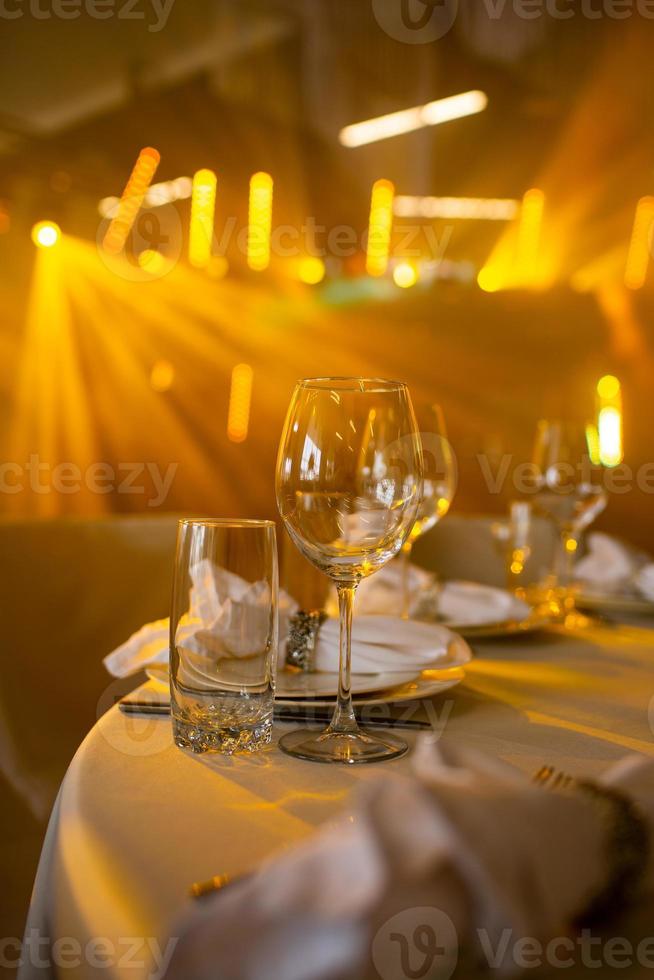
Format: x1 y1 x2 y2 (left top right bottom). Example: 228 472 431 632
531 420 607 603
400 403 455 617
490 501 533 595
276 377 423 764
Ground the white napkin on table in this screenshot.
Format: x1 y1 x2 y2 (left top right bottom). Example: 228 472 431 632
635 565 654 601
350 560 435 616
308 616 451 673
433 580 528 626
104 561 452 679
351 560 525 625
163 744 654 980
575 532 654 599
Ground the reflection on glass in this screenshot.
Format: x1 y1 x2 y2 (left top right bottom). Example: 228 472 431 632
276 377 423 764
170 519 278 755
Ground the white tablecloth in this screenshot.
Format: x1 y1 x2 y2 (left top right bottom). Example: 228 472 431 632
19 619 654 979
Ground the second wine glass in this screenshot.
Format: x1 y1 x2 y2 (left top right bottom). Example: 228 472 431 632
400 403 455 617
276 377 423 764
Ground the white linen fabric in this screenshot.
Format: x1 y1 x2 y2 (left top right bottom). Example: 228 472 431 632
427 580 529 626
351 561 529 625
575 532 652 596
19 618 654 980
104 612 452 678
347 559 434 616
164 744 654 980
103 558 451 678
634 565 654 602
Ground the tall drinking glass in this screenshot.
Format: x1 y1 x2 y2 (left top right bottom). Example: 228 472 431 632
531 421 607 599
170 518 278 755
401 403 455 617
276 377 423 764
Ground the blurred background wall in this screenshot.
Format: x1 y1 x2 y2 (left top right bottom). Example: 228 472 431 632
0 0 652 545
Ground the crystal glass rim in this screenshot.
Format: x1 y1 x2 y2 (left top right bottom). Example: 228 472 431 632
296 376 407 392
178 517 276 528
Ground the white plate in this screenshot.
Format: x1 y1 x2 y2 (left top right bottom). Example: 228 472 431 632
276 670 417 698
145 664 417 698
576 592 654 615
276 670 465 708
145 633 472 704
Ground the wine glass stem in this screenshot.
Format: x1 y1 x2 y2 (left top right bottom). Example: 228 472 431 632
401 540 412 619
328 583 359 735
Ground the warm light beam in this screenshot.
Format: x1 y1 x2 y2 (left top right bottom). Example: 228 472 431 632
366 179 394 277
339 90 488 147
227 364 253 443
247 173 274 272
102 147 160 255
598 407 623 467
596 374 623 467
624 196 654 290
517 188 546 277
189 169 217 269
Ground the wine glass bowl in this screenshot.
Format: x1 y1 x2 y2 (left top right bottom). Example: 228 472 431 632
276 377 423 764
400 403 456 616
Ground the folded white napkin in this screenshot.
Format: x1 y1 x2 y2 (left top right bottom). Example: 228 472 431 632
183 560 276 658
104 561 451 679
164 744 654 980
307 616 450 673
635 564 654 601
575 532 654 599
353 560 528 625
104 558 298 679
432 580 528 626
348 559 435 616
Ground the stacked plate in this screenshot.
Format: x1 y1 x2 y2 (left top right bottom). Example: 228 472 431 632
145 631 472 709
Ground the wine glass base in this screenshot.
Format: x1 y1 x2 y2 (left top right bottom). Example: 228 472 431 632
278 727 408 764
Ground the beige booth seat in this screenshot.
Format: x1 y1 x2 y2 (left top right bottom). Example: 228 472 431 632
0 515 179 941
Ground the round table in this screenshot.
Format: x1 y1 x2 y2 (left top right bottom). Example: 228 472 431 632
19 619 654 979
